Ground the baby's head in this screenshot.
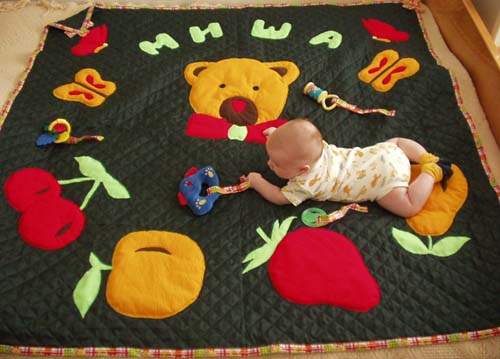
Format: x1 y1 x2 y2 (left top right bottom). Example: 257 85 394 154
266 119 323 179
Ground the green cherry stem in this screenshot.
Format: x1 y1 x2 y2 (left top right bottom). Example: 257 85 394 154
80 181 101 210
427 235 433 250
58 177 94 185
58 177 101 210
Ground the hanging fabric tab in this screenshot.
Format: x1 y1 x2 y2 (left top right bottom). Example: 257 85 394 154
304 82 396 117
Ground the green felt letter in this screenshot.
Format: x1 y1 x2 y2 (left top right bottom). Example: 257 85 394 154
251 19 292 40
139 33 179 55
309 30 343 49
189 23 223 43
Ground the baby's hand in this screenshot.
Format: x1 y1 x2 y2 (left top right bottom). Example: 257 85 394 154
245 172 263 187
263 127 276 137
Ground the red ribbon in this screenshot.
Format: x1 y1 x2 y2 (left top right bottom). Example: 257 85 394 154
185 113 288 144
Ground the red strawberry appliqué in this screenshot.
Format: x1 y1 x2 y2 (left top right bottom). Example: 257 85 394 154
243 217 380 312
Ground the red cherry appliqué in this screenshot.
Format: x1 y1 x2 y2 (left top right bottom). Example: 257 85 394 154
4 168 61 212
19 197 85 250
4 168 85 250
4 157 130 251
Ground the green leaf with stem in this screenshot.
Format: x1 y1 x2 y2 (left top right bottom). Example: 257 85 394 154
430 236 471 257
73 252 112 319
242 216 296 274
75 156 130 199
75 156 107 180
392 227 430 255
59 157 131 210
392 227 471 257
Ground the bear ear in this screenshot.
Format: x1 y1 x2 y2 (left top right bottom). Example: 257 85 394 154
265 61 300 85
184 62 212 85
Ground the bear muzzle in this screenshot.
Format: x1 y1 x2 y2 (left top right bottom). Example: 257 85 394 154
219 96 258 126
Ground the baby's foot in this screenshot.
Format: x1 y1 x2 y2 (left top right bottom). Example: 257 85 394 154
437 158 454 190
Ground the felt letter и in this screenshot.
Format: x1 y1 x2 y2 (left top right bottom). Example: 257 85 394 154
189 23 223 43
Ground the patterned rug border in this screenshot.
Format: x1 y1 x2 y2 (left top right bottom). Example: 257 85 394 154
0 1 499 356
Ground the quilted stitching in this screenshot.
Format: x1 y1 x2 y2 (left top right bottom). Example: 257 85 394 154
0 3 499 349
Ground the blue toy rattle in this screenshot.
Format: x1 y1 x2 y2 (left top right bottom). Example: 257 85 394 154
178 166 250 216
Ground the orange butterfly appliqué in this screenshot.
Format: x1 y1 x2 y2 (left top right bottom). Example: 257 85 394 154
53 68 116 107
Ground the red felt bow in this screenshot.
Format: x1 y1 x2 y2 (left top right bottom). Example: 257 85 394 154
71 24 108 56
185 113 287 144
362 19 410 42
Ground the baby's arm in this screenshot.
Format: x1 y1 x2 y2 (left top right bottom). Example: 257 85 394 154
246 172 291 205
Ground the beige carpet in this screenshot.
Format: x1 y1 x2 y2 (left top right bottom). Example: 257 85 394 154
0 1 499 358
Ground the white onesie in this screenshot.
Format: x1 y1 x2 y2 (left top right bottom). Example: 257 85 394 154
281 141 411 206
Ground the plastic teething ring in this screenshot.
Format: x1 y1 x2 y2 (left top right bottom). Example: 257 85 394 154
323 95 339 111
301 207 327 227
47 118 71 143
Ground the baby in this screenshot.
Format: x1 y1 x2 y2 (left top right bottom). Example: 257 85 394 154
246 119 453 218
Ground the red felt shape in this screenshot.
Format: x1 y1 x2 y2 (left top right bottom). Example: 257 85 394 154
381 65 407 85
71 24 108 56
268 228 380 312
18 197 85 250
362 18 410 42
4 168 61 212
185 113 287 144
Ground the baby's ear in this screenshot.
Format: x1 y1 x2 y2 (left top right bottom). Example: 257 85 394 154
299 165 311 175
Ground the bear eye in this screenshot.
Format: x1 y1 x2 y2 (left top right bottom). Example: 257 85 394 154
252 86 260 91
219 84 226 88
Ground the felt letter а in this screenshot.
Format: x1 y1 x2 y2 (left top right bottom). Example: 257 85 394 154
309 30 343 49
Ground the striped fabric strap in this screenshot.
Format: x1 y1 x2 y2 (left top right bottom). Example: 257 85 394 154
331 96 396 116
207 177 250 195
49 6 95 38
317 203 368 226
304 82 396 117
65 135 104 144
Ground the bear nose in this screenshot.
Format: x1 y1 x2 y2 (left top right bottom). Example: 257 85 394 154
231 99 247 113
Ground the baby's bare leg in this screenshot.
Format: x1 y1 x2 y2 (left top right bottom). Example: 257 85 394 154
385 137 427 162
377 174 434 218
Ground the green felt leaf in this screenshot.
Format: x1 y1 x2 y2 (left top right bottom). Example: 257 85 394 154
430 236 471 257
102 175 131 199
89 252 113 271
73 253 112 319
242 217 296 274
242 245 276 274
392 227 430 255
75 156 130 200
274 216 296 242
75 156 107 180
73 267 101 319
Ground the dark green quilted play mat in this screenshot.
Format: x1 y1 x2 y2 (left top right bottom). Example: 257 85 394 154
1 2 500 355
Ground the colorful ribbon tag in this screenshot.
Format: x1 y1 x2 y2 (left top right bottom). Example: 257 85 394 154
304 82 396 116
207 177 250 195
316 203 368 226
49 6 95 38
